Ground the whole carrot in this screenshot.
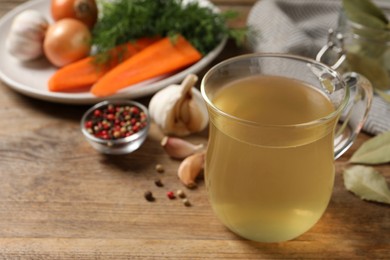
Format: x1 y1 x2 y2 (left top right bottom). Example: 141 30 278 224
48 38 156 92
90 35 202 97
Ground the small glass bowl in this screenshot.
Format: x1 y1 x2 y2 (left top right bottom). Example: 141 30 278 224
81 100 150 155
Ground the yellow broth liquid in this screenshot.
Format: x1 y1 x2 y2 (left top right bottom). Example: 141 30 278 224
207 75 336 242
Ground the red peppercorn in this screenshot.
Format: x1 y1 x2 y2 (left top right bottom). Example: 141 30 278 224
85 121 93 128
130 106 140 114
167 191 175 199
106 114 115 121
93 109 102 117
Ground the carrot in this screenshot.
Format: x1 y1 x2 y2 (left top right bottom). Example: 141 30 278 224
48 38 157 92
90 35 202 97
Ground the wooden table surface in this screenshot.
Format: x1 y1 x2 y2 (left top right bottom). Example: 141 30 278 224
0 0 389 259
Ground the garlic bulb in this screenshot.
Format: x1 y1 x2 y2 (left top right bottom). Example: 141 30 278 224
6 10 48 61
149 74 209 136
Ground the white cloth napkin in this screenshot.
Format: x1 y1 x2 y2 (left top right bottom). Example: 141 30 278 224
247 0 390 135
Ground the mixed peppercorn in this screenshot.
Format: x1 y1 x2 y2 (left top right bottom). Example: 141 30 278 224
144 164 192 207
84 103 148 140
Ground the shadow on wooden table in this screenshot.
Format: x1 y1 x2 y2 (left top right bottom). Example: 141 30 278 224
229 170 390 258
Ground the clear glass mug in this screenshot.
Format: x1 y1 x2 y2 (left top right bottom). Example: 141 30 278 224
201 53 372 243
317 8 390 91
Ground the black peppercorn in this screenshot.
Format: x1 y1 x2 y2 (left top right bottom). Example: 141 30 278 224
155 179 164 187
144 191 155 202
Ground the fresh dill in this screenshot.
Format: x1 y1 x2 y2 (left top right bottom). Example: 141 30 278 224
92 0 247 58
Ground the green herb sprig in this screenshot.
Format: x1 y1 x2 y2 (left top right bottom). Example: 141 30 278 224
92 0 248 58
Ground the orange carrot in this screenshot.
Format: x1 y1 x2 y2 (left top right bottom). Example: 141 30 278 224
90 35 202 97
48 38 157 92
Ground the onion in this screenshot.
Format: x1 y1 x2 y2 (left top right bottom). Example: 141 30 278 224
51 0 98 29
43 18 91 67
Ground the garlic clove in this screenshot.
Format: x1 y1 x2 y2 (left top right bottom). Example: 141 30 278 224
177 151 205 188
179 99 190 124
161 136 204 159
164 99 191 136
186 97 208 132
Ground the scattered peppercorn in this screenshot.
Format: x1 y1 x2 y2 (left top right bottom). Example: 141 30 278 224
155 164 165 173
176 189 186 198
182 198 191 207
144 191 155 202
84 103 148 140
155 179 164 187
167 191 175 199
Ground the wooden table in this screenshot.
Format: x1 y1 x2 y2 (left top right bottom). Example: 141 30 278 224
0 0 389 259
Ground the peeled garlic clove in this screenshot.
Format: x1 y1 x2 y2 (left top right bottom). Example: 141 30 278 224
161 136 204 159
149 74 208 136
177 151 205 188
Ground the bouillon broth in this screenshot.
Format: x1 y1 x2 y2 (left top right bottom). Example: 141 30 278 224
206 75 336 242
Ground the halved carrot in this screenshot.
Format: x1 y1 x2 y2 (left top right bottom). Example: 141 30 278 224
90 35 202 97
48 38 157 92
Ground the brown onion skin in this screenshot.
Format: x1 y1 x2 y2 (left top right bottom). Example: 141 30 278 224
51 0 98 29
44 18 91 67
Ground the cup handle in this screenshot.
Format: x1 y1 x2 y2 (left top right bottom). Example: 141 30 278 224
334 72 373 159
316 29 346 70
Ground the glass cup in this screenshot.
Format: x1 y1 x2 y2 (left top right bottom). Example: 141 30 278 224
316 8 390 91
201 53 372 243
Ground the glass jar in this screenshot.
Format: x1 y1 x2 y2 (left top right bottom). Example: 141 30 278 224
317 9 390 91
